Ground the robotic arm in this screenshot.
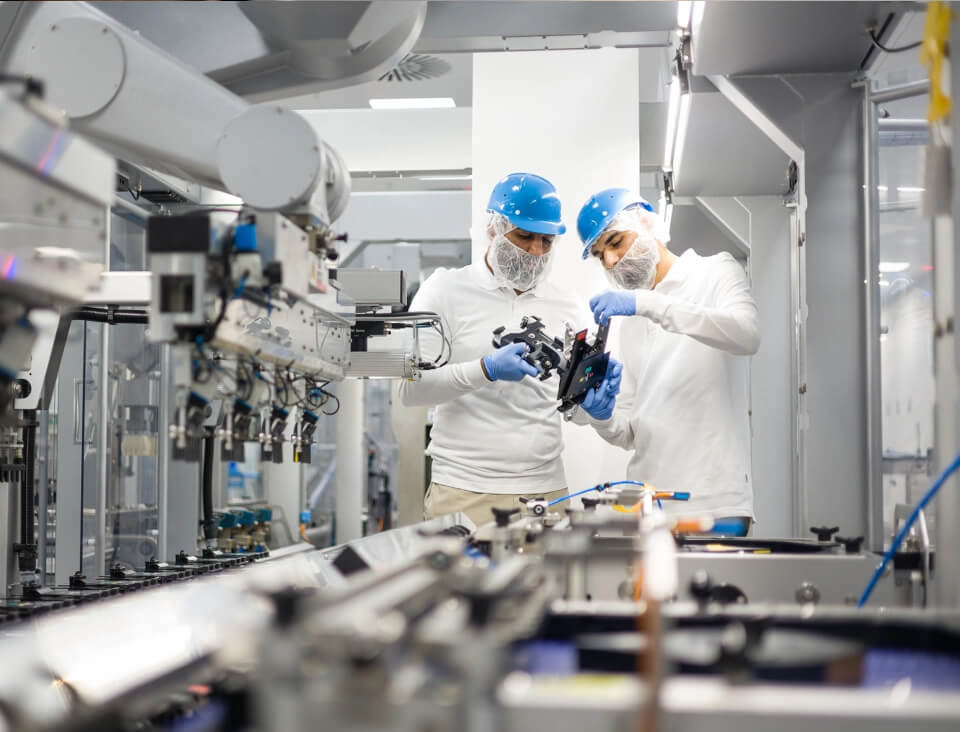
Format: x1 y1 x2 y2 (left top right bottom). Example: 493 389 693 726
0 1 350 227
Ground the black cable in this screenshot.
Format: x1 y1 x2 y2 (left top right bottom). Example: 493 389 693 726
70 308 149 325
201 432 217 544
20 411 36 550
868 27 922 53
320 390 340 416
0 73 43 98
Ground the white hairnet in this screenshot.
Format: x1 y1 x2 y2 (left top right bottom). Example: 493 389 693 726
602 207 667 291
606 206 671 246
484 212 554 292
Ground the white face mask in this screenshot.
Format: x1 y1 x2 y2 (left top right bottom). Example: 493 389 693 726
605 233 660 290
489 232 553 292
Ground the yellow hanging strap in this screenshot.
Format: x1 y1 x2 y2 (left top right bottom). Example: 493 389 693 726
921 1 955 124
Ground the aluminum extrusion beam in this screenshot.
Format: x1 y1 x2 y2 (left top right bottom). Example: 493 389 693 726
870 79 931 104
859 81 883 552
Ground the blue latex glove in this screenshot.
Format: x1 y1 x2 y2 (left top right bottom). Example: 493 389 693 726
580 359 622 420
483 342 540 382
589 290 637 325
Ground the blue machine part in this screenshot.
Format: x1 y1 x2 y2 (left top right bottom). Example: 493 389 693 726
233 222 258 252
861 649 960 692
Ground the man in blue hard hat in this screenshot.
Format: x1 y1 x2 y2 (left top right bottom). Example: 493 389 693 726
573 188 760 535
398 173 621 528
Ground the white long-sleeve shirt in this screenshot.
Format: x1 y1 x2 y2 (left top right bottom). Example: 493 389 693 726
577 249 760 519
398 255 586 494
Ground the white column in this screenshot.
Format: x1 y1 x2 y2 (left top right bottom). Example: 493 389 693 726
335 379 365 542
262 458 301 544
472 48 640 493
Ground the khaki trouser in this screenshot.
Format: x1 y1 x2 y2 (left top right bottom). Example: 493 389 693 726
424 481 569 529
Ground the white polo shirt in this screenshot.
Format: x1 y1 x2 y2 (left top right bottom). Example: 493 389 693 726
577 249 760 519
399 254 587 495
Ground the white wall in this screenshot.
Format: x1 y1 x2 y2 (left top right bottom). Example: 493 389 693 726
297 108 471 171
742 196 793 537
472 48 639 493
336 190 472 243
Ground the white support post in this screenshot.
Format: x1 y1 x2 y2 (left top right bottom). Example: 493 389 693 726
708 74 809 536
335 380 364 543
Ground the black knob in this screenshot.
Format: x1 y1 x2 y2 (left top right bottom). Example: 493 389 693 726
835 536 864 554
809 526 840 542
175 550 190 565
264 261 283 286
710 583 748 605
491 507 520 528
69 572 87 589
689 569 713 605
581 497 600 511
326 249 339 261
716 622 750 674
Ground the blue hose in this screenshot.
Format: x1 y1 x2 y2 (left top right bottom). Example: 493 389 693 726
547 480 649 507
857 453 959 608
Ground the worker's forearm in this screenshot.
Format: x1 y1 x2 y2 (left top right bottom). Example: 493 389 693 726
572 408 636 450
636 291 761 356
398 359 491 407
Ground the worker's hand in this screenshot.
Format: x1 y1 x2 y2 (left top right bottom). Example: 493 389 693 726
589 290 637 325
581 358 622 420
482 342 540 382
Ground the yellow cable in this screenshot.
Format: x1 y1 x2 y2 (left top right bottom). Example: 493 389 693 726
613 502 641 514
921 2 955 123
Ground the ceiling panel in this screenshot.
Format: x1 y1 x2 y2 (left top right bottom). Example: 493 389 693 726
674 91 791 197
692 1 918 76
92 1 268 74
421 1 677 38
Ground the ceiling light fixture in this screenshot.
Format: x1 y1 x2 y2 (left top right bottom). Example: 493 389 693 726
677 1 693 29
662 76 681 170
671 91 692 180
897 186 925 193
368 97 456 110
879 261 910 273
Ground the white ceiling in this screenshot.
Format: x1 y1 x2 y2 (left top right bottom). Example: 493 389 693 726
92 1 930 250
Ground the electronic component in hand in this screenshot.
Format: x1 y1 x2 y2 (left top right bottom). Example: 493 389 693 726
556 322 610 413
491 315 564 381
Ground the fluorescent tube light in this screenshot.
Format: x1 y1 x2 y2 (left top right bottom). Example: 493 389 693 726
662 77 681 169
671 91 692 180
879 261 910 273
677 1 693 29
369 97 456 110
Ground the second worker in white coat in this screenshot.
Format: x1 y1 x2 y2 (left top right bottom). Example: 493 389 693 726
574 188 761 535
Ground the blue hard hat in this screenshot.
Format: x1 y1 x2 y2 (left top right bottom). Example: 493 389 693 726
486 172 566 236
577 188 654 259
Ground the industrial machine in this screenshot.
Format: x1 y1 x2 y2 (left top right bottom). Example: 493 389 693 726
0 2 957 732
0 0 435 597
